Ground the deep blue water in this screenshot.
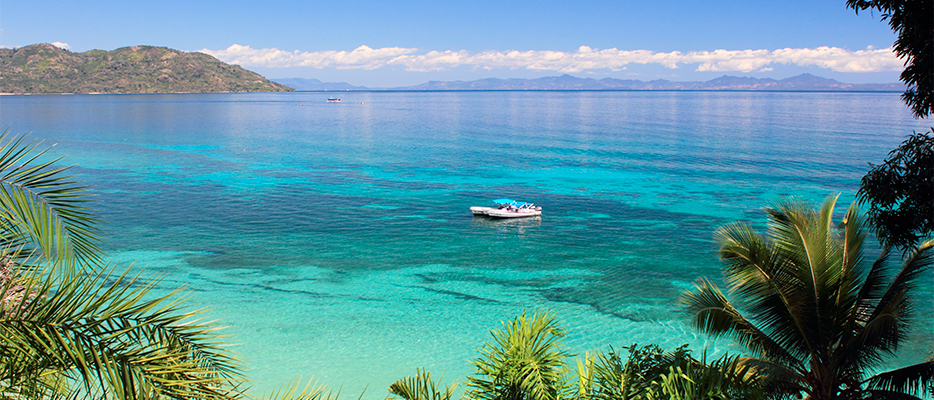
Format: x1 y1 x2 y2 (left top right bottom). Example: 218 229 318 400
0 91 929 395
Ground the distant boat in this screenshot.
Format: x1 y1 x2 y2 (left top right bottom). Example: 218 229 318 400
471 198 542 219
327 98 341 103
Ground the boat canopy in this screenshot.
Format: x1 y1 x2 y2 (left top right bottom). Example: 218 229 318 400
492 198 515 204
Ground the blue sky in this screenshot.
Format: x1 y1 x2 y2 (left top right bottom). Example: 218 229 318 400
1 0 904 87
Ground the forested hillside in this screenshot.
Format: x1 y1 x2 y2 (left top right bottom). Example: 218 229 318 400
0 44 293 94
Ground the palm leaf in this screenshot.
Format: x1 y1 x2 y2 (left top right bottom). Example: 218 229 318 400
864 358 933 398
467 310 571 400
0 263 242 400
871 240 934 323
389 369 456 400
714 221 815 362
0 131 102 267
259 379 338 400
682 279 799 368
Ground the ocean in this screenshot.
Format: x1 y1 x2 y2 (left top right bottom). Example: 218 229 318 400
0 90 930 396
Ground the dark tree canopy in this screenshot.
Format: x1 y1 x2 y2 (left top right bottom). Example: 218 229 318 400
857 130 934 250
846 0 934 118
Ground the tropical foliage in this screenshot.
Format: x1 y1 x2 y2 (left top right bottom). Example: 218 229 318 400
1 263 243 399
846 0 933 118
643 353 766 400
683 195 934 399
0 132 101 267
467 311 571 400
261 380 339 400
0 133 248 400
857 129 933 251
389 369 457 400
574 344 766 400
407 310 768 400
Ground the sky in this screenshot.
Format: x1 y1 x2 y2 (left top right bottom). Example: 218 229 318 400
0 0 906 87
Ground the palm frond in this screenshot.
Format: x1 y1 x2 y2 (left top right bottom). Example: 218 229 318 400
871 240 934 323
837 300 906 378
642 352 768 400
861 390 924 400
389 369 456 400
836 203 867 308
681 279 799 367
573 345 663 400
0 263 242 400
714 222 815 361
0 131 102 267
865 358 934 398
761 198 833 360
853 247 892 324
735 357 804 397
467 310 571 400
258 379 338 400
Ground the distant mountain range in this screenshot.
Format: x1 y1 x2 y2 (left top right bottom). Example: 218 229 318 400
1 43 292 94
272 78 365 91
274 73 904 92
0 43 903 95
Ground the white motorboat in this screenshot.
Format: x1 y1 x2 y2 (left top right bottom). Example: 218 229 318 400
471 199 542 219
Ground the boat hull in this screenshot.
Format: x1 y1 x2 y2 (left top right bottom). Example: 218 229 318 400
486 210 542 219
470 206 497 215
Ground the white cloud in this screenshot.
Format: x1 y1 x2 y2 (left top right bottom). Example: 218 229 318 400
201 44 417 70
201 44 902 74
51 42 70 50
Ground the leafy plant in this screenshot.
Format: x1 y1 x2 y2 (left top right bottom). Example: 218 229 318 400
575 344 689 400
467 310 572 400
857 129 933 251
0 133 248 400
645 353 766 400
263 379 341 400
846 0 933 118
683 195 934 399
0 262 243 399
389 369 457 400
0 131 102 267
575 345 764 400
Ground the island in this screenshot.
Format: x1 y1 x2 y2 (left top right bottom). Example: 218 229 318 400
0 43 293 94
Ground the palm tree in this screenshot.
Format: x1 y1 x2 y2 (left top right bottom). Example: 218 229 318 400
467 310 572 400
682 195 933 399
0 132 246 400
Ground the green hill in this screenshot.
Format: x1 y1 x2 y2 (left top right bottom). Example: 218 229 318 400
0 44 293 94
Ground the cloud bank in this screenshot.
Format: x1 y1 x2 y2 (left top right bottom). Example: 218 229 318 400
201 44 902 74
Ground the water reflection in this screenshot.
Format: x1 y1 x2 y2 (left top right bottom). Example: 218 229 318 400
470 215 542 233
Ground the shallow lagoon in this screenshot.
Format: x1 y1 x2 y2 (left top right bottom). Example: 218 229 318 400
1 91 930 396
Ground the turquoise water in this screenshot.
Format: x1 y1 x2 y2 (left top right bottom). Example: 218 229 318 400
0 91 930 396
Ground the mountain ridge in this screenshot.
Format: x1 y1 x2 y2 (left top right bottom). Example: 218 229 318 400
272 77 365 91
274 73 904 92
0 43 292 94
